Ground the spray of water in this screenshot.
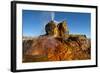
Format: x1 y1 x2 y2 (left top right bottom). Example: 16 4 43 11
51 12 55 21
40 12 56 35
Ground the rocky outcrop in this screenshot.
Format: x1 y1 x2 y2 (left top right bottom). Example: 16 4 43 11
45 21 69 38
23 20 91 62
23 35 90 62
57 21 69 37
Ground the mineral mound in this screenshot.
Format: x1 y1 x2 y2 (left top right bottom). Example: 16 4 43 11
23 21 91 62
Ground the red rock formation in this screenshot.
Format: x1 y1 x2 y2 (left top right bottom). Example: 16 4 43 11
23 35 91 62
22 21 91 62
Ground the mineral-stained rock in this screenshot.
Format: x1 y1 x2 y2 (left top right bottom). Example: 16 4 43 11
68 35 91 51
23 20 91 62
57 21 69 37
23 35 91 62
45 21 58 36
45 21 69 38
23 40 33 56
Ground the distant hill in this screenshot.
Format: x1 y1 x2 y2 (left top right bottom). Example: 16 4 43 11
23 36 37 41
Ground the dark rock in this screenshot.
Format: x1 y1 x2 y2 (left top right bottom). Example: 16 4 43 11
57 21 69 37
45 21 57 36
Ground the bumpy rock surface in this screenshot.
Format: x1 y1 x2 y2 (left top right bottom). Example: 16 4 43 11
23 21 91 62
45 21 57 36
57 21 69 37
45 21 69 38
23 35 90 62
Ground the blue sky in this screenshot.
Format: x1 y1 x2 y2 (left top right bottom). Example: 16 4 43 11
22 10 91 38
